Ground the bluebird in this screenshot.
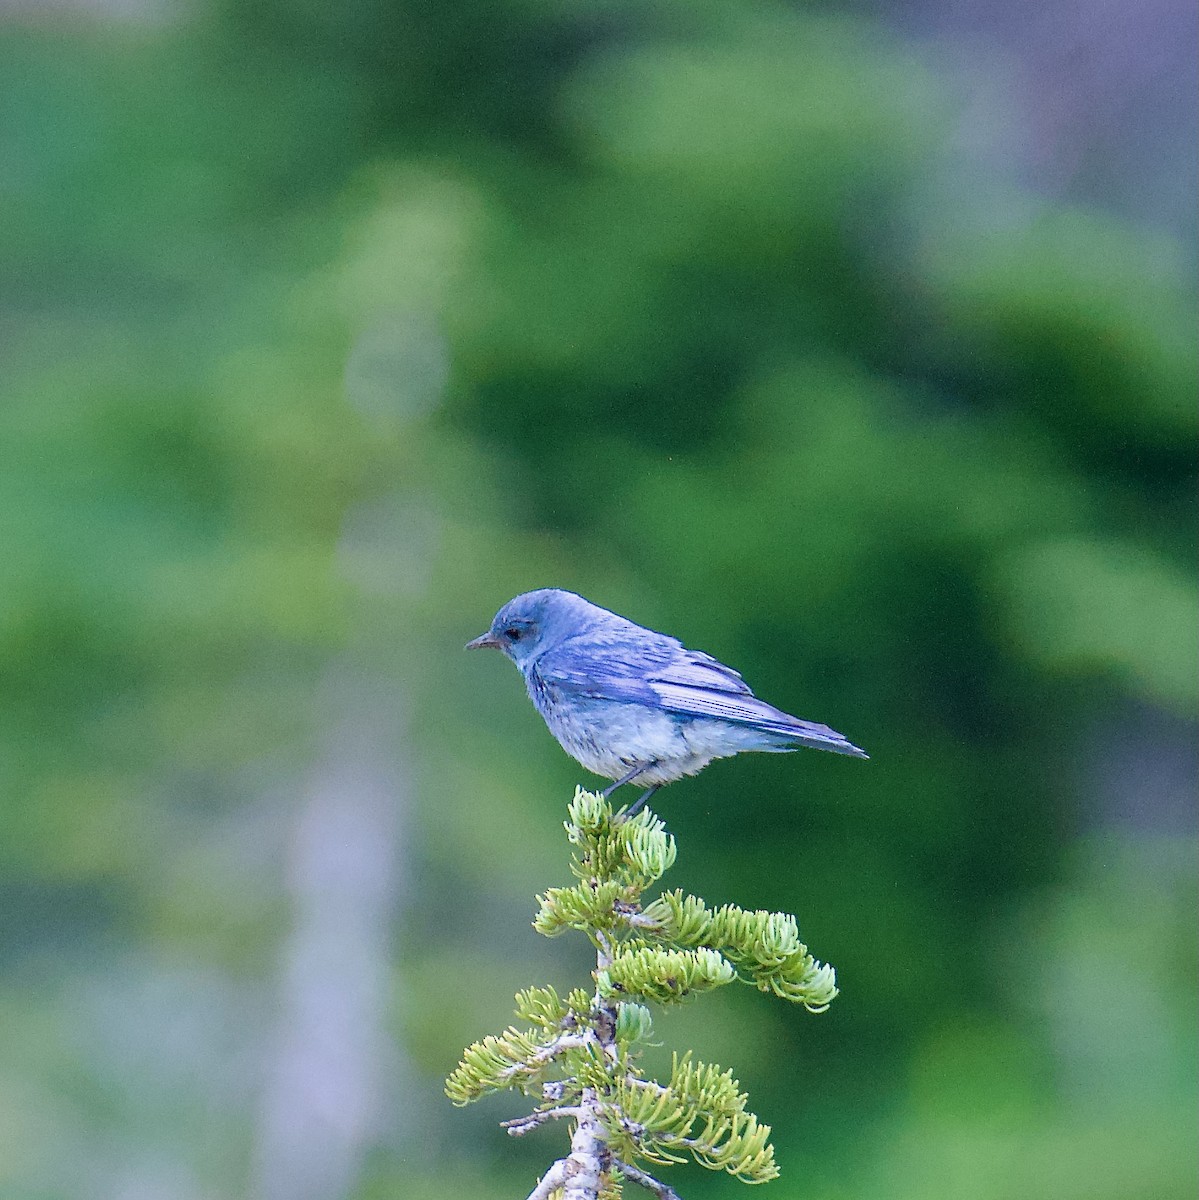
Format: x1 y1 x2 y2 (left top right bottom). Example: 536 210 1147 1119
467 589 866 816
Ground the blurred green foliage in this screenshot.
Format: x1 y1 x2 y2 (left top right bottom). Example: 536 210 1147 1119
0 2 1194 1199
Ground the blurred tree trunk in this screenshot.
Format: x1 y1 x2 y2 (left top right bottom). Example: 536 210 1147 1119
252 672 408 1200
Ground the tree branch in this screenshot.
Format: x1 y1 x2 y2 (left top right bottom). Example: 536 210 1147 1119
562 1086 608 1200
614 900 661 930
525 1159 568 1200
498 1032 592 1084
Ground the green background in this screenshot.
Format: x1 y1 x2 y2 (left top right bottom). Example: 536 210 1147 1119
1 2 1195 1198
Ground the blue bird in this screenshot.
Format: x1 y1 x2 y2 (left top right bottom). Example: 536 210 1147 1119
467 589 866 816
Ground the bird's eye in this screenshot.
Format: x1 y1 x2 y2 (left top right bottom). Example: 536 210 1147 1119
504 626 523 641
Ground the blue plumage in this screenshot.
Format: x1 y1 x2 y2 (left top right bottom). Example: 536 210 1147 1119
467 589 866 812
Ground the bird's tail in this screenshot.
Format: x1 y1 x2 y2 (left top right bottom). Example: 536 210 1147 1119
758 716 869 759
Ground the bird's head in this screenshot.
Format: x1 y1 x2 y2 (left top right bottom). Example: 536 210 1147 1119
465 588 596 669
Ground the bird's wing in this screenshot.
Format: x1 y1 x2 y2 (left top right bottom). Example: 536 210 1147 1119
534 633 675 706
539 640 867 758
650 649 830 732
650 649 751 694
649 677 867 755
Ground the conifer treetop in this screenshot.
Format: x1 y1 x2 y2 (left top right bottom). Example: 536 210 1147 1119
446 788 838 1199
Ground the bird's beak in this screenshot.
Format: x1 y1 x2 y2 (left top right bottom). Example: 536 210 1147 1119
465 632 502 651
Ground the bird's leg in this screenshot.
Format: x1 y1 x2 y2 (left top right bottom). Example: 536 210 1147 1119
622 786 659 820
601 763 650 798
602 764 662 820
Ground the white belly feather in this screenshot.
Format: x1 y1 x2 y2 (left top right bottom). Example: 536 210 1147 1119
539 697 747 786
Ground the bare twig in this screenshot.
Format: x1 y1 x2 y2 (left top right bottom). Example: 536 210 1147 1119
504 1107 584 1137
614 1158 683 1200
